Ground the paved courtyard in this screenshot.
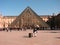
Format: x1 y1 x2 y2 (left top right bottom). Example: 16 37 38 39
0 29 60 45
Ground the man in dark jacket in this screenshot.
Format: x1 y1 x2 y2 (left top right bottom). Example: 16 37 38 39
33 27 38 37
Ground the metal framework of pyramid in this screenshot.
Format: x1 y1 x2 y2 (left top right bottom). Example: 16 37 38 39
9 7 49 28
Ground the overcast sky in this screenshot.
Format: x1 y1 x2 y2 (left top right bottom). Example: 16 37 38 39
0 0 60 16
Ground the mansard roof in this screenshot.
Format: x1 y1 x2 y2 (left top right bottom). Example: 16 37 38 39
3 16 17 19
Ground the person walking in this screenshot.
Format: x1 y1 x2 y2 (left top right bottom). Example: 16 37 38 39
33 27 37 37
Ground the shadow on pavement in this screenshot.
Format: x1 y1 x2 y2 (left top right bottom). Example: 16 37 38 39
55 37 60 39
44 32 60 33
23 35 30 38
49 32 59 33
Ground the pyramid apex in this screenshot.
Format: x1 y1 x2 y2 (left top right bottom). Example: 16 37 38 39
27 6 30 8
26 6 31 9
